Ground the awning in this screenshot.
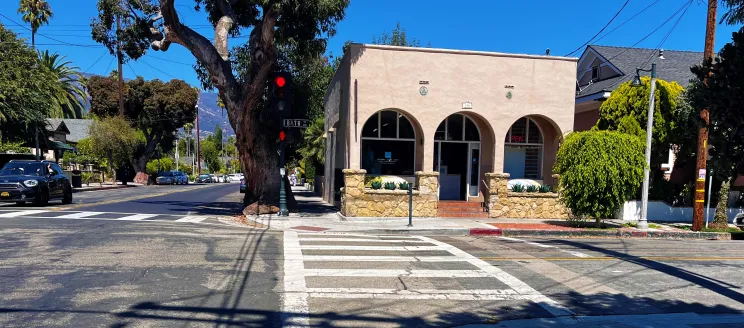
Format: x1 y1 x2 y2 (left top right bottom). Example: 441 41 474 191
47 140 74 151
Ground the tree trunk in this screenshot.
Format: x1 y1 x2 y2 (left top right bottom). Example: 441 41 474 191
236 109 297 210
106 151 115 184
710 178 731 230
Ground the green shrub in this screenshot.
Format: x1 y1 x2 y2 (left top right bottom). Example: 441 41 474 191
365 176 383 187
539 184 552 193
384 182 396 190
81 172 92 186
370 180 382 190
398 182 410 190
526 185 538 193
511 184 525 192
554 131 645 224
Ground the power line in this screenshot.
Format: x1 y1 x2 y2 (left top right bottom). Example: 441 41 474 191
126 62 138 77
0 13 103 48
104 56 115 75
565 0 630 56
576 0 693 78
140 58 178 79
147 54 193 66
84 50 110 74
594 0 663 44
604 1 693 90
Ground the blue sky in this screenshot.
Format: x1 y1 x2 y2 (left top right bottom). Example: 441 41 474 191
0 0 739 89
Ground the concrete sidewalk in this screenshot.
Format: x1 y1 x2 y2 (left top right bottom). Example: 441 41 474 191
242 186 731 239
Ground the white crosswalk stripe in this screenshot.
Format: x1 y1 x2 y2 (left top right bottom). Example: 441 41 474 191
281 232 574 325
0 210 212 224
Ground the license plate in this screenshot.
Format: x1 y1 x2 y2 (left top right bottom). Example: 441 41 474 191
0 192 9 197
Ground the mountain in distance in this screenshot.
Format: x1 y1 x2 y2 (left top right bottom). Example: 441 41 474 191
196 92 235 138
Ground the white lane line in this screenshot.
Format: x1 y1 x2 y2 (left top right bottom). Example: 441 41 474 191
0 210 47 218
55 212 104 219
499 236 591 258
115 214 158 221
298 245 442 251
306 288 518 295
298 238 431 243
281 231 309 327
309 292 544 301
418 236 574 317
303 269 490 278
300 255 467 262
297 233 421 240
175 216 208 223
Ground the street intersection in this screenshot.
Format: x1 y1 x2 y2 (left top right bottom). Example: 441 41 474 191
1 184 744 327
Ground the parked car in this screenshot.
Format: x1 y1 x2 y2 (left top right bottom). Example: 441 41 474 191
156 171 176 185
173 171 189 184
228 174 243 183
0 160 72 206
240 178 246 193
196 174 212 183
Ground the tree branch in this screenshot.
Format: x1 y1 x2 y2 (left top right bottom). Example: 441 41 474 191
154 0 239 109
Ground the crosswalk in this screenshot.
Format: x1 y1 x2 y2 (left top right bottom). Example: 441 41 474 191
281 232 573 327
0 209 212 223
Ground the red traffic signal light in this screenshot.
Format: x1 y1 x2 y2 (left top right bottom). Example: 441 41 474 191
274 76 286 87
279 130 286 141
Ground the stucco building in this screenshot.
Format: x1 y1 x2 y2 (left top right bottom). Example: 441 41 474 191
322 44 577 217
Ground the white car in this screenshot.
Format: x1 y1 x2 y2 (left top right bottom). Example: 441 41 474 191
228 174 243 183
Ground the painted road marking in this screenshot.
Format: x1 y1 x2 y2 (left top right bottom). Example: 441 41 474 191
499 236 592 258
114 214 159 221
479 256 744 261
175 216 208 223
300 255 468 262
0 210 48 218
281 231 309 327
298 245 442 251
298 238 431 243
55 212 104 219
303 269 492 278
284 232 574 319
418 235 574 317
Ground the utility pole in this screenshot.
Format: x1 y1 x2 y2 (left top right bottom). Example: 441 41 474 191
116 1 125 117
693 0 717 231
196 104 201 174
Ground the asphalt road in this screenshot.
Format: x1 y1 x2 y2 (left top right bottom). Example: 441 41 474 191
2 185 744 327
0 218 282 327
71 183 243 216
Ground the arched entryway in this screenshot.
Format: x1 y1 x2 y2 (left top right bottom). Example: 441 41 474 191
503 117 545 180
433 113 482 200
360 110 421 177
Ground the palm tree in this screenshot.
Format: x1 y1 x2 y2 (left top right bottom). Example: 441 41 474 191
301 117 326 164
722 0 744 25
17 0 53 47
38 50 87 119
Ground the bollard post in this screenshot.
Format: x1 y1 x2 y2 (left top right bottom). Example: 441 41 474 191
407 184 413 227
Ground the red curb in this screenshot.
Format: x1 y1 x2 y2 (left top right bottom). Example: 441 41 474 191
469 228 503 236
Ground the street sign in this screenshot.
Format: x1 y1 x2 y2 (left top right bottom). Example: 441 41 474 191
283 119 311 128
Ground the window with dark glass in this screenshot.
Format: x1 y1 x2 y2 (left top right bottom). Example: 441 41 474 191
505 117 544 179
464 117 480 141
380 111 398 138
361 110 416 176
591 66 599 79
446 114 463 141
435 121 446 140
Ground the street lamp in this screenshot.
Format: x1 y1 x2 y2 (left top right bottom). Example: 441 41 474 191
631 61 658 230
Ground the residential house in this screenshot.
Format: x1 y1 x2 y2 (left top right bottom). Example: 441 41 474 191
32 119 93 162
574 45 703 178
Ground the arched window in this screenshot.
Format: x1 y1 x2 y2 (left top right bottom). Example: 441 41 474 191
504 117 543 179
361 110 416 176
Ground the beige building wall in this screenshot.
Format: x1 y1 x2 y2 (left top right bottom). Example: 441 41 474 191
325 44 577 200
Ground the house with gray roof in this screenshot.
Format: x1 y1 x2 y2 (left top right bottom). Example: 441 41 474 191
30 119 93 162
574 45 702 131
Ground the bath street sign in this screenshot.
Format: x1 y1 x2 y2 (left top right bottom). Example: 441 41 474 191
283 119 311 128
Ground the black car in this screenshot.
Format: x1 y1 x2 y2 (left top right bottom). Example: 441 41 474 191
196 174 212 183
0 160 72 206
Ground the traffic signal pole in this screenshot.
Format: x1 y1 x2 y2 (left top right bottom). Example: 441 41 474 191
693 0 717 231
272 73 292 217
279 140 288 216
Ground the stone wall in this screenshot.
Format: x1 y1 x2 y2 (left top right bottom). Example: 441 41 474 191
341 169 439 217
485 172 569 219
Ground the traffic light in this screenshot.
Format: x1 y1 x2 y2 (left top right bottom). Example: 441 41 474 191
271 72 292 116
279 130 286 142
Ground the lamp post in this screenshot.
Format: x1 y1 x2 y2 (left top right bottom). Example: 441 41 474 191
631 62 657 230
